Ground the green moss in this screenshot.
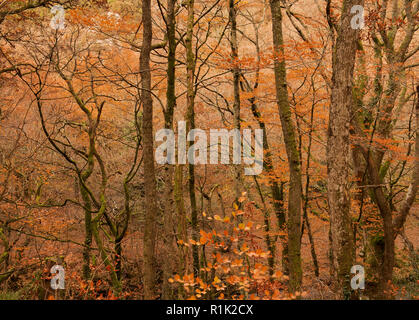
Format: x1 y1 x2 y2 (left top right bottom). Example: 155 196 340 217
0 290 21 300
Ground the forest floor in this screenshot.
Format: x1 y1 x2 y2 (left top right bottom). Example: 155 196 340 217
1 206 418 300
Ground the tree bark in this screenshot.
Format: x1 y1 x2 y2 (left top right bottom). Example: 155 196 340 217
327 0 364 299
269 0 302 293
185 0 200 277
140 0 158 300
161 0 177 300
229 0 244 207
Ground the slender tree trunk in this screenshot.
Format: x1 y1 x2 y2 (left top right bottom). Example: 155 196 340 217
161 0 177 300
269 0 302 293
140 0 158 299
80 180 92 280
254 176 276 275
302 90 319 277
175 164 188 291
229 0 243 207
185 0 199 277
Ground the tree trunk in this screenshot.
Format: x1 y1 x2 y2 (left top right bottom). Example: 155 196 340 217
140 0 158 300
80 178 92 280
327 0 364 299
185 0 200 277
161 0 177 300
269 0 302 293
229 0 243 207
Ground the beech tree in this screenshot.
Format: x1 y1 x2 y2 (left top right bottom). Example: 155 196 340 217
269 0 303 293
326 0 365 299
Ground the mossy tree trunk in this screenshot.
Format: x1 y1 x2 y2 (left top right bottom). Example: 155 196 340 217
269 0 302 293
185 0 200 277
161 0 177 300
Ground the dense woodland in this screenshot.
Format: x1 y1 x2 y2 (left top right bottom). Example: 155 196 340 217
0 0 418 300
